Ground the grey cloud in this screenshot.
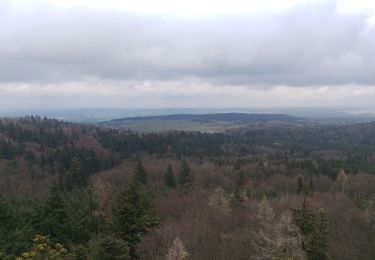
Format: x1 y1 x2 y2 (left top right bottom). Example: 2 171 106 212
0 2 374 86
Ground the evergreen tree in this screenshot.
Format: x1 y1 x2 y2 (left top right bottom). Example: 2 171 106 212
178 160 193 188
112 180 159 257
0 193 12 226
74 245 89 260
297 177 304 194
98 236 130 260
0 249 12 260
292 194 316 251
0 194 13 256
0 194 34 257
292 193 330 260
66 158 82 190
306 209 330 260
63 189 93 245
134 160 148 185
0 141 16 160
307 179 314 196
37 188 70 244
234 170 246 187
297 177 314 196
164 164 176 188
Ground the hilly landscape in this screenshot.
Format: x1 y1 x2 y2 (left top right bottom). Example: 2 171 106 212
100 113 302 132
2 0 375 259
1 115 375 259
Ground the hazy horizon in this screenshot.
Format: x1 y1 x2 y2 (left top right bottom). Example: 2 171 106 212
1 106 375 123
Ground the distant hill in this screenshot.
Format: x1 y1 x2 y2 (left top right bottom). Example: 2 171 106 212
100 113 301 132
109 113 299 123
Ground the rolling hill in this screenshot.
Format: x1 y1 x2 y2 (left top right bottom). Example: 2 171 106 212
100 113 302 132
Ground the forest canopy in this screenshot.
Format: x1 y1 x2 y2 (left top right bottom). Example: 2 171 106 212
0 117 375 259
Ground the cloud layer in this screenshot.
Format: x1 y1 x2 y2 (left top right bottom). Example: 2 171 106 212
1 0 375 109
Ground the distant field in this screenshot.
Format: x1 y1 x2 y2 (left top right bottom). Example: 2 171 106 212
103 119 256 132
99 113 302 132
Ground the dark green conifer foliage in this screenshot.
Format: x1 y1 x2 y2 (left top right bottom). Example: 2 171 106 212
164 164 176 188
63 189 93 245
34 187 71 244
0 194 13 256
234 170 246 187
135 160 148 185
178 160 193 188
0 141 17 160
297 177 304 194
297 177 314 196
306 209 330 260
39 188 69 244
292 193 330 260
74 245 89 260
0 194 11 225
292 191 316 251
308 179 314 196
112 180 159 258
34 188 95 247
0 194 34 257
0 249 12 260
66 158 82 190
98 236 130 260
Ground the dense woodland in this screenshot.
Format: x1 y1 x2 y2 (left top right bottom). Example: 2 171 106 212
1 116 375 259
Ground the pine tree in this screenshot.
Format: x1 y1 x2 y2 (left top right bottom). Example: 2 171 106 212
0 194 13 257
112 180 159 257
178 160 193 188
74 245 89 260
0 249 12 260
98 236 130 260
0 193 34 257
63 189 92 244
297 177 304 194
135 160 148 185
38 188 70 244
307 179 314 196
164 164 176 188
292 193 330 260
292 194 316 251
64 159 78 191
0 193 12 226
306 209 330 260
68 157 82 189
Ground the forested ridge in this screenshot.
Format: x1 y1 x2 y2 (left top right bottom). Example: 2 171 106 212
1 117 375 259
103 113 300 124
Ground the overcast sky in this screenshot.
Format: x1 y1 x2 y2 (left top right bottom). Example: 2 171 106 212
1 0 375 110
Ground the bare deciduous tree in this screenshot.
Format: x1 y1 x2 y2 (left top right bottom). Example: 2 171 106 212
166 237 190 260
